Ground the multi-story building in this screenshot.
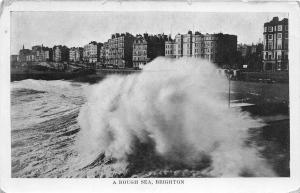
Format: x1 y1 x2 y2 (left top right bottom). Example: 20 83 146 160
69 47 76 62
169 31 237 67
99 42 109 67
107 33 134 68
32 45 42 61
132 33 167 68
193 31 204 58
31 45 53 62
53 46 61 62
25 52 35 62
203 33 218 62
18 45 31 62
69 47 83 62
213 33 237 67
237 43 264 71
173 31 205 59
132 35 149 68
53 45 69 62
182 31 194 57
83 41 102 63
76 47 84 62
44 48 53 62
237 43 264 59
262 17 288 71
165 35 176 58
174 34 183 58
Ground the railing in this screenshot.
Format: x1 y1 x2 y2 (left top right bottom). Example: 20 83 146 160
96 68 141 75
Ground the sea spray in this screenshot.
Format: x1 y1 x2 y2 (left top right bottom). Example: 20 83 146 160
75 57 275 177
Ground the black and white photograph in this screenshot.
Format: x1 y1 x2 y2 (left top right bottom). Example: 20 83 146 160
1 2 300 192
9 10 291 179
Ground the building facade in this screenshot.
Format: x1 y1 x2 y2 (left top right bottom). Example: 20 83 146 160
214 33 237 67
237 43 263 71
193 32 204 58
31 45 53 62
83 41 101 63
18 45 31 62
132 33 167 68
165 36 176 58
182 31 194 57
69 47 83 62
25 52 35 62
203 33 218 62
107 33 134 68
53 45 69 62
133 35 149 68
168 31 237 67
99 42 109 67
174 34 183 58
262 17 288 71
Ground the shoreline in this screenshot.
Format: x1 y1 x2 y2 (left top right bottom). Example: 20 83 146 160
11 70 106 83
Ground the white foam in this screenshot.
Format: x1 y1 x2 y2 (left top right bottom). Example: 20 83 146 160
75 57 275 177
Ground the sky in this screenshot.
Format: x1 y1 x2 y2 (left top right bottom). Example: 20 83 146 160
11 11 288 54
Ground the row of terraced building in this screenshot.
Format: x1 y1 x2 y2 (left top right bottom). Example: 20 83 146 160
100 31 237 69
16 31 238 69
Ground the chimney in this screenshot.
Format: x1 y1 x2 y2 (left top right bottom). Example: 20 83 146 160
273 17 279 22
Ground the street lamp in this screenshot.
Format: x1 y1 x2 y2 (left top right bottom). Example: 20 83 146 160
226 70 233 108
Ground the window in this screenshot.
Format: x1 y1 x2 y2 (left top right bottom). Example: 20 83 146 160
285 33 288 39
278 53 282 60
277 43 282 50
278 25 282 31
285 25 288 31
268 42 273 50
284 42 288 50
277 33 282 39
264 27 267 32
268 26 273 32
268 34 273 40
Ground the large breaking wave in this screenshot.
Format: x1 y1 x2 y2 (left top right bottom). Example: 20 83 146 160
75 57 275 177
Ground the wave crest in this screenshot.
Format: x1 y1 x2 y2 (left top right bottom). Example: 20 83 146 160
75 57 275 177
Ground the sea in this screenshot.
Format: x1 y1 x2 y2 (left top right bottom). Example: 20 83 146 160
11 79 87 177
10 58 289 178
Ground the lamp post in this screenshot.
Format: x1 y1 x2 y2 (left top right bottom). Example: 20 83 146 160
226 70 233 108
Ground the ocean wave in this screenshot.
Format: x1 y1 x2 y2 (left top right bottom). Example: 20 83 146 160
74 57 275 177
